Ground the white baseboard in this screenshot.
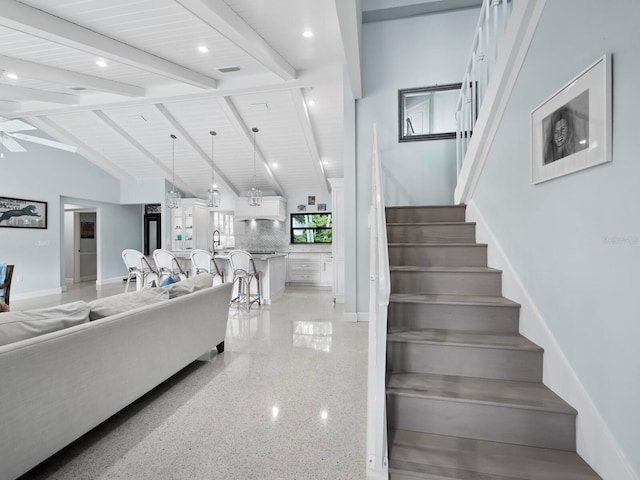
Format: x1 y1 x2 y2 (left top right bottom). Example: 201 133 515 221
357 311 369 323
344 312 358 323
96 276 124 286
467 200 638 480
12 287 63 301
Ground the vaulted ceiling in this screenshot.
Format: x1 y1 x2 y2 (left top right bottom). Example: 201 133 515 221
0 0 359 199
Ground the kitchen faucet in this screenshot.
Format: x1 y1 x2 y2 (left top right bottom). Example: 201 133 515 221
212 229 221 254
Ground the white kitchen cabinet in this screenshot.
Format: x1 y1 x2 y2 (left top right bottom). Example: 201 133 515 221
171 199 208 251
287 252 332 286
235 196 286 221
321 256 333 286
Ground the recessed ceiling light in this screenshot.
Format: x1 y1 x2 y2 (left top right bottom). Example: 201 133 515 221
197 45 209 53
96 60 108 68
307 99 316 107
6 73 18 80
213 183 218 189
272 163 278 168
302 30 313 38
323 160 329 165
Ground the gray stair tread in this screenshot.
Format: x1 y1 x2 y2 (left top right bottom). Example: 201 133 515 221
390 293 519 307
388 243 487 247
387 328 542 351
389 430 600 479
390 266 501 273
386 205 466 209
387 221 475 226
387 373 576 414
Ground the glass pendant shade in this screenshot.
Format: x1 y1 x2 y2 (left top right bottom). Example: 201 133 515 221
167 134 181 209
248 186 262 206
207 186 220 207
207 130 220 207
248 127 262 206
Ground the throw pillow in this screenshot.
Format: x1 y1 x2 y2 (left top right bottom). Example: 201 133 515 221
89 288 170 321
0 301 91 346
164 273 213 299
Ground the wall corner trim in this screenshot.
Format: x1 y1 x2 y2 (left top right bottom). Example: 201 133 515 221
455 0 547 204
466 200 638 480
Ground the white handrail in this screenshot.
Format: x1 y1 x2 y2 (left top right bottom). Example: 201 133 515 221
366 124 390 479
456 0 513 172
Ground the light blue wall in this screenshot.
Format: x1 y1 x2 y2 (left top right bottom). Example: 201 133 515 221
472 0 640 473
1 140 144 296
356 8 479 312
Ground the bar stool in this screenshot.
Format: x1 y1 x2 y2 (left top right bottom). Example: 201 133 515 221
190 249 224 284
228 250 261 310
121 249 158 292
153 249 189 285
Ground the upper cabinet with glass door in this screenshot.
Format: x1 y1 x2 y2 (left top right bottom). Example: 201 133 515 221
171 199 208 251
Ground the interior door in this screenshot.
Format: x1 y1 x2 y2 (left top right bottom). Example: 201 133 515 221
75 211 97 282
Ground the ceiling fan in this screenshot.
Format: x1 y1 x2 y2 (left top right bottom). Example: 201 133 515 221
0 117 77 155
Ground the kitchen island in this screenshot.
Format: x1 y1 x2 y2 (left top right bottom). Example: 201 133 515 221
214 252 287 304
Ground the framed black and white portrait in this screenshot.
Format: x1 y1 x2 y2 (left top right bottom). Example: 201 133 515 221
531 54 612 184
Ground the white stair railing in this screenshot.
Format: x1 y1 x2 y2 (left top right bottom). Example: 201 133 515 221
366 124 390 479
456 0 513 172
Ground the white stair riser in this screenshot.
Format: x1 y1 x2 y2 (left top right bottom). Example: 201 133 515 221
388 302 520 333
386 206 467 224
389 245 487 267
387 224 476 244
387 342 542 382
391 271 502 296
388 394 576 451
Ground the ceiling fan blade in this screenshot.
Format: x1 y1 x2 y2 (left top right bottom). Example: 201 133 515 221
0 134 27 152
0 119 36 133
8 132 77 153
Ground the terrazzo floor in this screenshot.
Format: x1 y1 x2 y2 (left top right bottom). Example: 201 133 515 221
13 283 368 480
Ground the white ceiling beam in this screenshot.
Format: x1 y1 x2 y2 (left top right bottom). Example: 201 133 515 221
153 103 240 198
27 116 136 182
218 96 285 196
291 89 330 193
0 84 79 104
0 54 145 97
0 0 217 90
175 0 296 80
92 110 197 196
335 0 362 99
0 100 19 112
9 65 344 118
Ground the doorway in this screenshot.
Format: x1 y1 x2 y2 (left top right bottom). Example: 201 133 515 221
63 205 97 284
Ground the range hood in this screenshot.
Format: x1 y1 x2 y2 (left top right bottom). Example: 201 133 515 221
235 196 286 221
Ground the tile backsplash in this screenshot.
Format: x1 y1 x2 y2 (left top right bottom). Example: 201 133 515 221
234 219 331 253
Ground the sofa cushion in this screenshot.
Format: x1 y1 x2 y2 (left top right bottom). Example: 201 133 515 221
89 288 170 321
0 301 91 346
164 273 213 299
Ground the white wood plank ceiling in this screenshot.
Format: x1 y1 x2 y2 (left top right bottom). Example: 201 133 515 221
0 0 351 198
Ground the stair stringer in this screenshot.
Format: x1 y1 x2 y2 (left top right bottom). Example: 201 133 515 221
466 199 637 480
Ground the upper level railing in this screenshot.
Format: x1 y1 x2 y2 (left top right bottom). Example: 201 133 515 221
456 0 513 173
366 124 390 479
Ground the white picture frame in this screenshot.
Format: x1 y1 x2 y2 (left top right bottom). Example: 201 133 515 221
531 54 612 184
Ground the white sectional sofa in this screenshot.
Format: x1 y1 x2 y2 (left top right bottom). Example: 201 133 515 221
0 275 233 480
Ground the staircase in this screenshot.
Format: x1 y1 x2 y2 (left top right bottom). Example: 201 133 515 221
385 205 600 480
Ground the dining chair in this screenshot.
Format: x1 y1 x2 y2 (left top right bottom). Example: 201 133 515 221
121 250 158 292
227 250 261 310
153 249 189 285
190 249 224 284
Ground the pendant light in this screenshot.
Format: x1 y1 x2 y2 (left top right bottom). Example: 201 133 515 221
207 130 220 207
248 127 262 206
167 134 181 209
